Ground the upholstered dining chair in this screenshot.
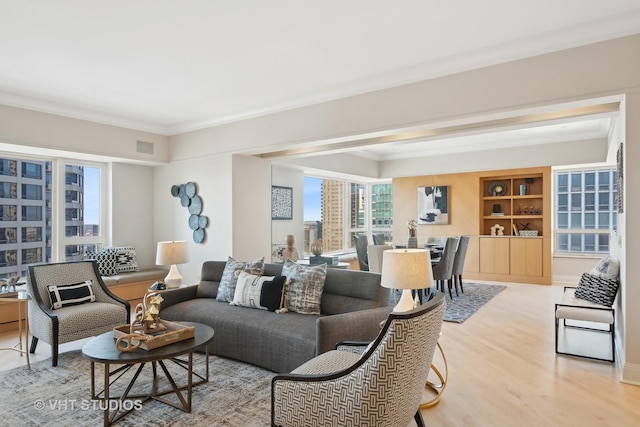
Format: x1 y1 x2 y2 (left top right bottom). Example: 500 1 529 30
372 233 386 245
271 292 445 427
367 244 394 302
27 260 130 366
432 236 459 299
452 235 470 294
353 235 369 271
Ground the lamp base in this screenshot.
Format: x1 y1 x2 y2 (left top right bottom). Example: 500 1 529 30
164 264 183 289
393 289 416 313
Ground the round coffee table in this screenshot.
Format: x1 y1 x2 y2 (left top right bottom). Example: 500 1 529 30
82 321 214 427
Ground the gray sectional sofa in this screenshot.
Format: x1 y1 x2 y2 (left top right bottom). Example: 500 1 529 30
160 261 392 373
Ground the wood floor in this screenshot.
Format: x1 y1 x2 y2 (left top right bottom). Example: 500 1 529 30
1 281 639 426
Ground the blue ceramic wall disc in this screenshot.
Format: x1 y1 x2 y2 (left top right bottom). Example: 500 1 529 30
189 214 199 230
185 182 196 198
171 185 180 197
193 228 205 243
188 195 202 214
181 194 190 207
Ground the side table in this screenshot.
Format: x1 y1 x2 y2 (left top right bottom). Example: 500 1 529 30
0 290 32 369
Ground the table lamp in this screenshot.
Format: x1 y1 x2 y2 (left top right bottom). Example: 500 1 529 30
381 248 433 312
155 240 189 288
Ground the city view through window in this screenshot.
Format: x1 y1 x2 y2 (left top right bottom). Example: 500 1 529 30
303 177 392 255
0 156 102 281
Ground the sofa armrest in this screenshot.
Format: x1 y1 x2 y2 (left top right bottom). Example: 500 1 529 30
158 286 199 309
316 306 392 355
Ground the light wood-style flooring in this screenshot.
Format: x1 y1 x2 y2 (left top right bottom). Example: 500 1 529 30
1 281 639 426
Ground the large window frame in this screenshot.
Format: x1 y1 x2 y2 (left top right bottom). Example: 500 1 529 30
0 151 108 278
553 165 617 257
303 175 392 256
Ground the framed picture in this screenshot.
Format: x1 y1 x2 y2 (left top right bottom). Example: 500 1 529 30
417 186 449 224
617 142 623 213
271 186 293 220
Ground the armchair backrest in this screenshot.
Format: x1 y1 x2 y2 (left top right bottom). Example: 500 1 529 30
28 261 120 307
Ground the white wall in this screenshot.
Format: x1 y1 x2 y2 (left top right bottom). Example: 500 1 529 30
153 153 234 285
111 163 156 268
271 165 305 262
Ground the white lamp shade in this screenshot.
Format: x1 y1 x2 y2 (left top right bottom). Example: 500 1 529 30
381 248 433 290
155 241 189 265
381 248 433 312
156 241 189 288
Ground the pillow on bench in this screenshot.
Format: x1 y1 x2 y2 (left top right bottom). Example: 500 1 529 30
574 272 619 307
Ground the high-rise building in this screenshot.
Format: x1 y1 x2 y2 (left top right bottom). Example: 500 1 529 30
321 180 344 253
0 158 88 280
371 183 393 242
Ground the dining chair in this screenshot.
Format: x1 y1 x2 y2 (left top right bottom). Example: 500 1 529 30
431 237 459 299
353 235 369 271
452 235 470 294
372 233 386 245
367 244 394 302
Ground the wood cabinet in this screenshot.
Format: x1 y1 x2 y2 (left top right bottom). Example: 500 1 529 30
477 168 551 285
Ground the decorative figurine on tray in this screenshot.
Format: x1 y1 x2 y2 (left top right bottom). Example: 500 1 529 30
116 291 166 352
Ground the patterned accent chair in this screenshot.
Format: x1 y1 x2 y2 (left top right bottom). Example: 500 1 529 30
27 261 130 366
271 292 445 427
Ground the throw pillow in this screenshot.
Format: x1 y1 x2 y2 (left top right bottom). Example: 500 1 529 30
231 272 285 310
280 260 327 315
589 256 620 281
574 272 619 307
260 275 287 312
216 256 265 302
47 280 96 310
113 246 139 273
87 249 117 276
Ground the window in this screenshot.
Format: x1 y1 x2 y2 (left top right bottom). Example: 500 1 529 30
0 156 106 279
303 176 392 255
554 167 617 255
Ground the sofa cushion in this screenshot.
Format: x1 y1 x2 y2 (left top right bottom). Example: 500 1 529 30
216 256 265 302
231 271 278 310
261 276 287 312
48 280 96 309
574 272 619 307
87 249 117 276
281 260 327 315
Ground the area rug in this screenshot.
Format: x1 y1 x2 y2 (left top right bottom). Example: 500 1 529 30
0 351 273 426
441 282 507 323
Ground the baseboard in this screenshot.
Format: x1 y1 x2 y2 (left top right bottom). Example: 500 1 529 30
621 362 640 385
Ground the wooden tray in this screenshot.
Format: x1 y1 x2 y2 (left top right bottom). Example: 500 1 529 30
113 319 195 351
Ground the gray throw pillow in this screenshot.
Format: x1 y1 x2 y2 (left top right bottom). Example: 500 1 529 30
281 260 327 315
216 256 265 302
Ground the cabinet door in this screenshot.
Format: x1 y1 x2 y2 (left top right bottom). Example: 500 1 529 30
479 237 510 274
510 238 543 276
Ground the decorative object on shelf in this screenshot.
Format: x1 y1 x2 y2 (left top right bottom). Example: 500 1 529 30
310 239 323 256
155 240 189 288
520 184 526 195
417 186 449 224
488 181 507 197
282 234 300 262
512 224 519 236
271 185 293 220
381 248 433 312
407 220 418 248
170 182 208 243
493 204 501 214
490 224 505 236
519 230 539 236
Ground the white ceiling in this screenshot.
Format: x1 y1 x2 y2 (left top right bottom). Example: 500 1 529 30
1 1 639 158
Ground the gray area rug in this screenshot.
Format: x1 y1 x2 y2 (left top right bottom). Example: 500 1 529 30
441 282 507 323
0 351 273 426
390 282 507 323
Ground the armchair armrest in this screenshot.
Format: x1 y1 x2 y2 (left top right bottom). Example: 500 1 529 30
158 286 198 309
316 306 391 355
